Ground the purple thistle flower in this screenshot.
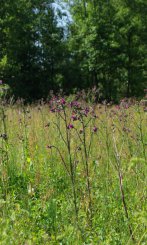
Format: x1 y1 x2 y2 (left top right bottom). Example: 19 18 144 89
50 108 56 113
71 114 78 121
56 108 61 113
115 105 120 110
124 104 129 109
67 124 74 129
70 101 81 109
69 101 74 107
82 107 89 116
85 107 89 114
60 98 66 105
93 126 98 133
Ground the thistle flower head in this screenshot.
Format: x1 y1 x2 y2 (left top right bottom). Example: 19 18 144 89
71 114 78 121
67 124 74 129
93 126 98 133
70 101 81 109
50 108 56 113
82 107 89 116
60 98 66 105
115 105 120 110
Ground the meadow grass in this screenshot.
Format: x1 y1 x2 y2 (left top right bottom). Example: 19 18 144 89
0 99 147 244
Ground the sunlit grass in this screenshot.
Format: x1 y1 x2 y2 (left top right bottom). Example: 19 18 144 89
0 100 147 244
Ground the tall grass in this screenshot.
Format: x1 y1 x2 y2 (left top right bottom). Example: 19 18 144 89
0 98 146 244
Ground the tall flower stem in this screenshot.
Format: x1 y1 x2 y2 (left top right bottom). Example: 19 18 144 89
63 108 79 225
81 117 93 226
112 133 135 242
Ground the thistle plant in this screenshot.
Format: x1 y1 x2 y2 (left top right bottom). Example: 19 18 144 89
48 96 98 228
70 101 98 225
0 96 146 244
48 96 80 227
112 122 135 242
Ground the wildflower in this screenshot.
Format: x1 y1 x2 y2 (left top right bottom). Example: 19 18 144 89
83 107 89 116
67 124 74 129
115 105 120 110
93 126 98 133
60 98 66 105
56 108 61 113
52 96 58 102
0 80 2 85
124 104 129 109
70 101 81 109
50 108 56 113
85 107 89 114
71 114 78 121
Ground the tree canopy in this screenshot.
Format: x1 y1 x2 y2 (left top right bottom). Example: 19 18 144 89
0 0 146 101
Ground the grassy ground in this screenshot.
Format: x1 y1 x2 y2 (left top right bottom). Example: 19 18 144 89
0 99 147 244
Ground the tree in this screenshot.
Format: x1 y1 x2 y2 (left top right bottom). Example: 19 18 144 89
0 0 146 100
66 0 146 100
0 0 64 99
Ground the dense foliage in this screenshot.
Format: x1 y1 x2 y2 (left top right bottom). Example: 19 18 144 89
0 0 146 100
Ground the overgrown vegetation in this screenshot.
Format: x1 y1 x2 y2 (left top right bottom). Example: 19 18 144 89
0 95 146 244
0 1 146 243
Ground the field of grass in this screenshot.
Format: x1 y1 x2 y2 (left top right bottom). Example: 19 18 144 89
0 98 147 244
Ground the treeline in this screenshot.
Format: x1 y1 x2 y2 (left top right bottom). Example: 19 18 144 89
0 0 146 101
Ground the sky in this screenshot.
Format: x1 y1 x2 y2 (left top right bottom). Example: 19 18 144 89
52 1 72 28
